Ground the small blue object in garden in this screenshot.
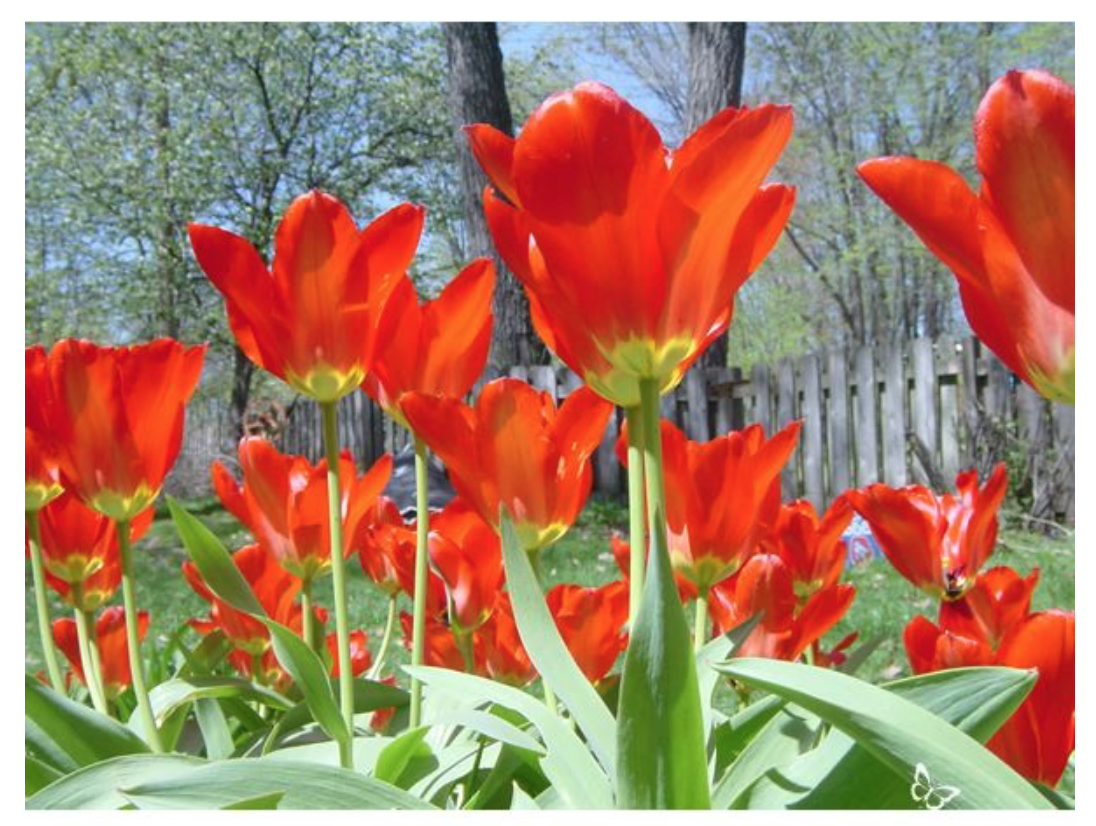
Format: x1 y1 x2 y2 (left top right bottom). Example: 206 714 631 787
842 514 883 567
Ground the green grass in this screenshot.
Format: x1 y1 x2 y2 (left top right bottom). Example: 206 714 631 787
26 497 1074 689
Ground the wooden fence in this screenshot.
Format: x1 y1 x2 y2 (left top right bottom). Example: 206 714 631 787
172 335 1075 522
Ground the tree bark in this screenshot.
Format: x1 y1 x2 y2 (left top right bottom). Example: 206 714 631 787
442 22 545 369
686 23 748 369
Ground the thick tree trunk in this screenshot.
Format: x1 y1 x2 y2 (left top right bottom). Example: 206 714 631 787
686 22 747 369
442 22 546 369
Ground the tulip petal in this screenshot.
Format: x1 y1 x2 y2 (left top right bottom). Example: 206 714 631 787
975 70 1074 312
418 258 496 399
990 610 1074 785
465 124 519 205
188 224 283 374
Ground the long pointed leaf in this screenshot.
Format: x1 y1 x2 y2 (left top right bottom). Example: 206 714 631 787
167 498 349 750
499 514 616 777
616 528 709 808
718 658 1050 809
406 665 613 809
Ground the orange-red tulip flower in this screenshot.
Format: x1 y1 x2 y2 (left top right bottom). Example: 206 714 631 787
468 81 795 407
904 598 1074 787
710 554 856 662
546 580 629 684
358 503 447 616
939 565 1040 651
183 544 302 656
859 70 1074 403
402 379 612 553
903 614 995 673
846 463 1007 601
34 492 153 612
811 631 859 670
26 346 63 511
53 606 148 699
477 594 536 686
619 419 800 593
48 338 205 521
364 259 495 429
189 192 425 402
399 611 468 672
987 610 1074 787
212 438 391 583
327 630 373 678
762 498 853 600
429 499 504 632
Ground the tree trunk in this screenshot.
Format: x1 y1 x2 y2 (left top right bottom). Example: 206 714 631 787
442 22 546 369
686 22 747 369
230 345 255 444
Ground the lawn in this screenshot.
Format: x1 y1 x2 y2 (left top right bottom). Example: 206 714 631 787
25 497 1075 687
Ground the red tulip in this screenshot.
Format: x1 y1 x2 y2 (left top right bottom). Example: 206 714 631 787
53 606 149 699
358 504 447 615
48 339 205 521
859 70 1074 403
904 604 1074 787
845 463 1007 600
763 498 853 600
399 611 468 672
546 580 629 684
468 81 795 407
229 648 294 693
34 492 153 612
987 610 1074 787
710 554 856 663
212 438 391 582
811 631 859 670
364 259 495 429
26 346 63 511
903 614 995 673
619 419 800 593
939 565 1040 651
429 499 504 632
183 544 302 655
189 192 425 402
369 675 400 733
327 630 373 678
402 379 612 553
477 594 536 686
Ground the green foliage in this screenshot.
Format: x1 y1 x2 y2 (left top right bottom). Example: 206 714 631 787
718 659 1050 809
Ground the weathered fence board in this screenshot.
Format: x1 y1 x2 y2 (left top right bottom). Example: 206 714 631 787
173 335 1075 522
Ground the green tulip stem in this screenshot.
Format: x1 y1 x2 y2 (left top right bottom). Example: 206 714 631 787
27 510 65 693
118 518 164 752
624 405 646 626
368 595 398 680
409 436 430 728
694 590 710 653
71 587 108 714
300 579 315 651
320 401 355 769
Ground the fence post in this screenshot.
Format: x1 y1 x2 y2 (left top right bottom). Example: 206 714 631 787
684 368 710 442
826 348 851 500
936 336 961 482
881 342 908 486
800 354 824 510
910 337 938 484
853 345 878 486
775 357 798 500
